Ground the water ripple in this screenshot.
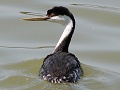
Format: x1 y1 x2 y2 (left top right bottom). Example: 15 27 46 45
71 4 120 12
0 46 54 50
20 12 46 16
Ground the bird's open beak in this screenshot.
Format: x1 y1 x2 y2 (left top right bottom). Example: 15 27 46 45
23 16 49 21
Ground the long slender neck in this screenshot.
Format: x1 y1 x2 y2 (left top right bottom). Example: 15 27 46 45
53 17 75 53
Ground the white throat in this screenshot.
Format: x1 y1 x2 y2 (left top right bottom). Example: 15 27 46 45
53 16 73 52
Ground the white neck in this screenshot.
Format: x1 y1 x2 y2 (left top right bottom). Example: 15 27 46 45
53 17 73 52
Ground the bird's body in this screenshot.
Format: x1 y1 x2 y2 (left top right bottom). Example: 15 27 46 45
23 6 83 83
40 52 83 83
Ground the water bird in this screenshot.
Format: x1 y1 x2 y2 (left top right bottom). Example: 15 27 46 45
23 6 83 83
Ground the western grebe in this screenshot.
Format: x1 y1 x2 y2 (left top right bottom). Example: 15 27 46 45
23 6 83 83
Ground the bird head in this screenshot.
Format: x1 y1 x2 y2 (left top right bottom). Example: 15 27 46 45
23 6 74 26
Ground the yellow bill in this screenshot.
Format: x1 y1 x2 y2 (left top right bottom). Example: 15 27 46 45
23 16 49 21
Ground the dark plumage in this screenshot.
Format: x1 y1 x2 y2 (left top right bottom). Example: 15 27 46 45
39 6 83 83
39 52 83 83
23 6 83 83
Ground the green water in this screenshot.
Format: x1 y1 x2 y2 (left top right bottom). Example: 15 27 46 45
1 59 120 90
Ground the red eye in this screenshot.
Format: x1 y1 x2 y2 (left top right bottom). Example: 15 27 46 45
50 13 54 17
